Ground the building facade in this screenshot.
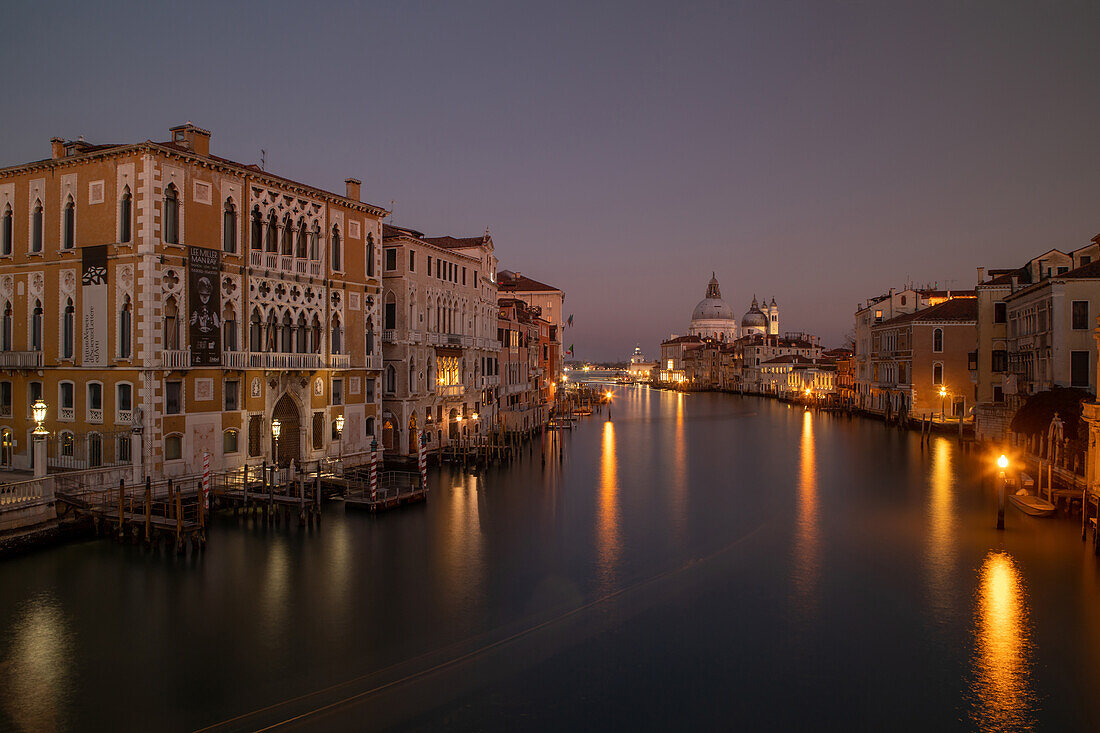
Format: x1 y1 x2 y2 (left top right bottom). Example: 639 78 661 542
379 224 499 456
0 124 387 477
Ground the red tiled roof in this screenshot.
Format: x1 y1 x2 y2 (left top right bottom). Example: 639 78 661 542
423 235 485 249
498 272 561 293
661 335 703 345
382 223 425 240
879 297 977 326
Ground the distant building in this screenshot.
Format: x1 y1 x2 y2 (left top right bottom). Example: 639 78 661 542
497 270 563 405
869 296 977 419
627 345 657 382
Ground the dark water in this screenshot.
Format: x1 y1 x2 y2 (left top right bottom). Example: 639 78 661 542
4 388 1100 731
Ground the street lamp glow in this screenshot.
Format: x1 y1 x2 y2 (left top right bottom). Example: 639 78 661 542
471 413 479 420
939 387 947 398
31 399 48 435
271 419 282 440
997 454 1008 470
335 414 345 434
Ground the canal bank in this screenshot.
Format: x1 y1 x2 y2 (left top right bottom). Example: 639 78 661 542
3 389 1100 731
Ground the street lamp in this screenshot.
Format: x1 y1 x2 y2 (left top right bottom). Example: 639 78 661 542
335 413 345 465
996 453 1008 530
271 418 281 466
939 386 948 421
31 399 47 478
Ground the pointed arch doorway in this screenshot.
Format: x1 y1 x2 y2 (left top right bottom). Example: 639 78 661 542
272 393 301 467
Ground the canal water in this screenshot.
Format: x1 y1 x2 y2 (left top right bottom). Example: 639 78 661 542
4 387 1100 731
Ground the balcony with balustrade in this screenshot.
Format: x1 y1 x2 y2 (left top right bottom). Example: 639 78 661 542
248 352 323 370
382 329 397 343
0 351 44 368
328 354 350 370
160 349 191 369
223 351 249 369
439 384 465 399
365 354 382 371
250 250 323 278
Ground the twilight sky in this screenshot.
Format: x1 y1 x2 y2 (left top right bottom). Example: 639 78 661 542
4 1 1100 360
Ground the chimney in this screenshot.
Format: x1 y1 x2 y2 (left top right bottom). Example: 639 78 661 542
345 178 361 201
50 137 64 159
168 122 211 156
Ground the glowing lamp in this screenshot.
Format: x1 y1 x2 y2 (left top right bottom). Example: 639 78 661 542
997 454 1008 470
472 413 479 420
335 414 345 434
32 399 48 435
271 419 282 440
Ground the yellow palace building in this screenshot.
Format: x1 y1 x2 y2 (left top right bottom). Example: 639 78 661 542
0 123 387 478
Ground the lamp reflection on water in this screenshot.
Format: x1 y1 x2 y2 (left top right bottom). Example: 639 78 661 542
969 551 1036 731
792 409 819 614
2 593 71 731
926 438 956 615
597 419 621 590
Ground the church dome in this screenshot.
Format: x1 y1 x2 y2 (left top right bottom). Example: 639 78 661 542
742 296 767 329
692 298 735 321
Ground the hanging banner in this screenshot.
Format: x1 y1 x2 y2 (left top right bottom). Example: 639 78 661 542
188 246 222 366
81 245 108 367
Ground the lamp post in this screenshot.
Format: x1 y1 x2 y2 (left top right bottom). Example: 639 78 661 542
31 399 48 478
335 413 344 467
605 390 613 421
271 418 281 468
996 453 1008 530
939 386 948 422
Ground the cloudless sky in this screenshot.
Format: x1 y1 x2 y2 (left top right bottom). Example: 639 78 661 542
4 1 1099 360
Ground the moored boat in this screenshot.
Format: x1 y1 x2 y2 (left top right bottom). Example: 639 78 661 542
1009 493 1055 517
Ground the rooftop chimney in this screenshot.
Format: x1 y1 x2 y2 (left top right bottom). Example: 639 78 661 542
345 178 361 201
50 137 64 159
168 122 211 156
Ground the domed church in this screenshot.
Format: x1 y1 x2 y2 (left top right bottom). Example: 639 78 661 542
687 275 780 342
689 273 739 342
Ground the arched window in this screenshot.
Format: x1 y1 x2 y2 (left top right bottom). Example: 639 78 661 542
310 315 322 353
63 195 75 249
266 212 278 253
250 207 263 250
163 184 179 244
295 313 308 353
31 300 42 351
223 199 237 253
164 296 179 350
365 316 375 355
331 314 342 354
165 434 183 461
1 205 11 256
249 308 263 352
119 296 132 358
265 311 278 352
31 200 43 253
223 429 239 454
281 214 293 256
223 304 237 351
63 298 75 358
932 328 943 353
933 362 943 385
1 302 10 351
365 416 375 439
384 291 396 330
331 225 341 271
310 223 320 260
366 233 375 277
296 219 308 259
120 188 132 243
384 365 396 394
409 358 416 394
281 311 293 353
117 383 132 419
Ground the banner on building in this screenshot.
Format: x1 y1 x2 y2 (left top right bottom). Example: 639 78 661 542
81 245 109 367
188 246 222 366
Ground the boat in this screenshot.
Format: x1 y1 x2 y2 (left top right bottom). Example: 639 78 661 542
1009 493 1055 517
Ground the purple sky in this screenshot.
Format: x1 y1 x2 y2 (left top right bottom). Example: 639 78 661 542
5 1 1100 360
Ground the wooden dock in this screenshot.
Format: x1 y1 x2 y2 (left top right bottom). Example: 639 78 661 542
344 469 427 512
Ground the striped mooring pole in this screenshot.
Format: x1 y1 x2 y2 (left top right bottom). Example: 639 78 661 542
202 451 211 509
419 433 428 492
369 439 378 502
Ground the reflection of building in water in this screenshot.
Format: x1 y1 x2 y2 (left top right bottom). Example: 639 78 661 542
597 420 620 589
3 595 71 732
791 409 819 614
970 552 1035 731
